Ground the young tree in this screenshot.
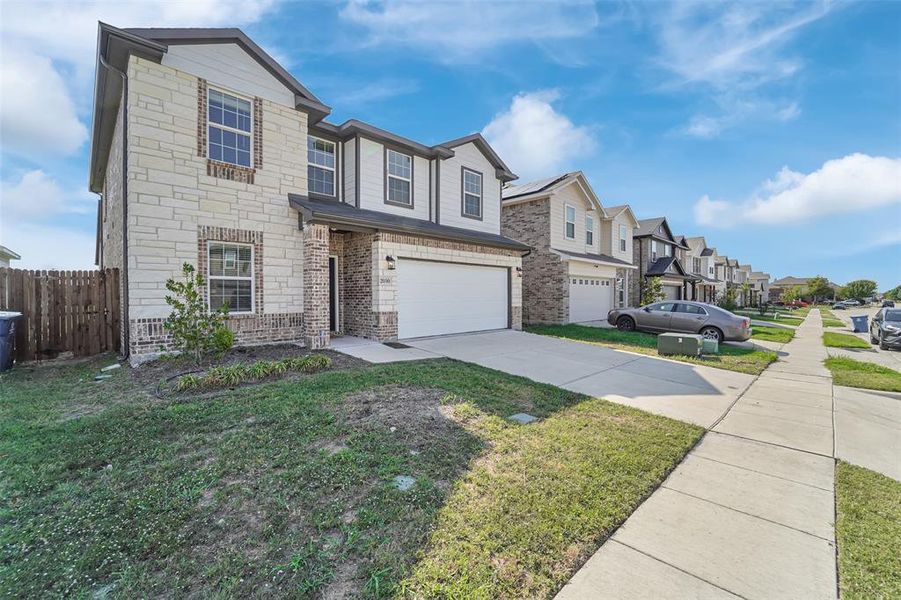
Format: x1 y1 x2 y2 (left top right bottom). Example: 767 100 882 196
884 284 901 301
806 276 832 303
782 285 801 305
163 263 234 363
842 279 877 302
717 287 738 311
640 277 665 305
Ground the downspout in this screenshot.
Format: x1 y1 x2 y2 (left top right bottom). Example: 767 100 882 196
99 52 130 358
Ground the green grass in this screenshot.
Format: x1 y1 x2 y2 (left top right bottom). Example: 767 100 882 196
823 318 846 328
751 325 795 344
835 461 901 599
0 356 701 598
825 357 901 392
526 324 777 375
735 311 804 327
823 332 871 349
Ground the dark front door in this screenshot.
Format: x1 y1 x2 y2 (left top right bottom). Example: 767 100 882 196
328 256 338 332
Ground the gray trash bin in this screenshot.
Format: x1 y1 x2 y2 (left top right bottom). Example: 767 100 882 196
850 315 868 333
0 311 23 372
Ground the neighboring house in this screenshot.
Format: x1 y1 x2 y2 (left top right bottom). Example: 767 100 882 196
630 217 695 304
770 276 839 303
748 271 771 306
0 246 20 268
501 172 637 324
683 237 720 303
736 264 754 306
91 23 528 359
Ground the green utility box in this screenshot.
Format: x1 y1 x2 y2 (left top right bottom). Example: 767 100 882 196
701 338 719 355
657 333 703 356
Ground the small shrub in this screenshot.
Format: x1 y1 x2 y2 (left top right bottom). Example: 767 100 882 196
285 354 332 373
247 360 275 380
211 326 235 357
174 373 203 392
172 354 334 394
163 263 231 364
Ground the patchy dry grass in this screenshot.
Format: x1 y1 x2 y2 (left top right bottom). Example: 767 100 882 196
0 355 700 598
527 324 777 375
835 462 901 599
825 357 901 392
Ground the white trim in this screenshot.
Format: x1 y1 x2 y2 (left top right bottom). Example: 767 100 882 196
308 135 337 196
564 203 576 240
462 167 483 218
585 213 594 245
386 148 413 205
207 240 255 314
551 249 638 269
207 85 254 168
619 224 627 252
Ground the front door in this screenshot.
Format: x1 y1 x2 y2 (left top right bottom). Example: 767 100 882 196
328 256 338 332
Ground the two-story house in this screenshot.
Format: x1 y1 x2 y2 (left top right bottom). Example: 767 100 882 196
630 217 694 303
736 264 754 306
683 236 720 303
748 271 771 306
91 24 529 359
500 172 637 323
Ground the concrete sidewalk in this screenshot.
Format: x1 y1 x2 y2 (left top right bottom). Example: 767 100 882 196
557 310 838 600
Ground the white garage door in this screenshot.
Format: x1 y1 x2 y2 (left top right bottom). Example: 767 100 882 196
397 260 508 339
569 276 614 323
663 284 681 300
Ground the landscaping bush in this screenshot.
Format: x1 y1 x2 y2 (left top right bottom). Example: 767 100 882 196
163 263 233 363
173 354 333 391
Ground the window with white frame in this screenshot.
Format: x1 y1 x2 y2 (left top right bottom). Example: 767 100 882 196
208 242 253 313
462 168 482 218
307 137 336 196
619 224 627 252
651 240 658 260
585 214 594 245
386 149 412 205
208 89 252 168
564 205 576 239
693 257 701 273
664 243 672 257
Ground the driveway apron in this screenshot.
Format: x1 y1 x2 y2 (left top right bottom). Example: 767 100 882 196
557 310 839 600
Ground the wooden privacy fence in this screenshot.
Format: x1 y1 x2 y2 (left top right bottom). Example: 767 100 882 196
0 268 121 362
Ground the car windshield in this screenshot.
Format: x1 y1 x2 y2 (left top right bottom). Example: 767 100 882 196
884 310 901 322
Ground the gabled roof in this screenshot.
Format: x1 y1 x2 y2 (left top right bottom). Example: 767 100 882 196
700 248 715 257
311 119 455 160
502 171 605 214
603 204 639 227
635 217 688 247
288 194 530 251
90 23 333 192
646 256 692 278
440 133 517 182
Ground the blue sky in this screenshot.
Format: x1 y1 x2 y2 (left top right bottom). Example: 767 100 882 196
1 0 899 288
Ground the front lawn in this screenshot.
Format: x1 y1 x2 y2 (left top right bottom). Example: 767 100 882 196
526 324 777 375
835 461 901 599
824 357 901 392
822 318 846 328
736 311 803 327
0 355 701 598
823 332 871 349
751 325 795 344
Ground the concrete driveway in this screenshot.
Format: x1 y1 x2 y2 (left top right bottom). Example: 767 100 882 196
406 330 755 427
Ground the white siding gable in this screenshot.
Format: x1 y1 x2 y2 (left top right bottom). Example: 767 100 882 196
162 43 296 108
357 137 431 220
438 142 501 234
611 212 633 263
549 182 598 254
343 137 356 205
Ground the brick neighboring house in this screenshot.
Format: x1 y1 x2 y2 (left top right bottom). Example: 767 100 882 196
500 172 637 324
630 218 695 304
91 23 528 360
769 276 839 303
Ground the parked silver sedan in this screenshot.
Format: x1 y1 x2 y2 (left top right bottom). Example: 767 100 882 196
607 301 752 343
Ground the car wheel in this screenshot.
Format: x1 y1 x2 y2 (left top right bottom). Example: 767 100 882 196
617 316 636 331
879 335 889 351
700 326 723 343
871 333 878 344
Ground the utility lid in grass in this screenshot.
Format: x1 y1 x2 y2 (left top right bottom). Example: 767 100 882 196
393 475 416 491
508 413 538 425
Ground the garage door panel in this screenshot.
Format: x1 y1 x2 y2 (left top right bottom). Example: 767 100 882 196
397 260 508 338
569 276 613 323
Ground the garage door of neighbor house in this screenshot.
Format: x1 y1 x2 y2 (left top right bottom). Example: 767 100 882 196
569 276 613 323
663 284 681 300
396 260 508 339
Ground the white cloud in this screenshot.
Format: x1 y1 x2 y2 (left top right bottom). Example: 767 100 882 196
652 1 836 137
482 90 594 181
1 49 88 160
1 170 96 222
339 0 599 60
694 154 901 227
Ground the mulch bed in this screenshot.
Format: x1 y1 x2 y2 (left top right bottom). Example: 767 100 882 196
130 344 367 396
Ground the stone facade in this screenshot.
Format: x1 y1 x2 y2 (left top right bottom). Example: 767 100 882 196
501 199 568 324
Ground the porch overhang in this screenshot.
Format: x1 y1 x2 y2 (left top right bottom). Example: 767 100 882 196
552 249 637 270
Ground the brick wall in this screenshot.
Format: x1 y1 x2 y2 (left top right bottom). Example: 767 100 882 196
302 224 330 349
630 238 650 306
340 232 374 338
501 199 568 324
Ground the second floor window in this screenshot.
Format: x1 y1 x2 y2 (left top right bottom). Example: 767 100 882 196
693 257 701 273
565 205 576 239
462 168 482 218
651 240 658 260
307 137 335 196
208 89 251 168
619 225 627 252
664 243 672 257
386 149 412 206
586 215 594 245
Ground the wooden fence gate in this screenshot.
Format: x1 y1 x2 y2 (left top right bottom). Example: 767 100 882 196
0 268 121 362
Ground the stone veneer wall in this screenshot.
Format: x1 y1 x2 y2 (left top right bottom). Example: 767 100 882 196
501 199 568 324
100 91 127 348
124 56 307 356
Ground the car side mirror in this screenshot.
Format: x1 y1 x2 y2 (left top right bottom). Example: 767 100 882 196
643 307 651 312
